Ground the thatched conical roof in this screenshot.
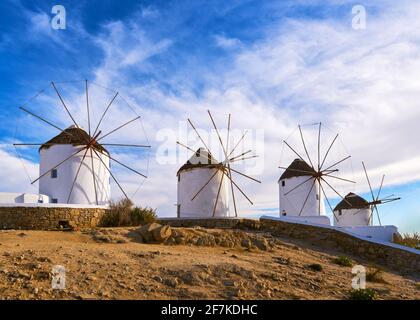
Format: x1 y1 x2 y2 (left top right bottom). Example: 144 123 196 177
40 125 108 154
279 158 316 180
177 148 221 176
334 192 370 211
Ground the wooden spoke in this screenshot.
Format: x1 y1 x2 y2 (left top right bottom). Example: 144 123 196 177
322 155 351 172
191 168 220 201
376 174 385 201
323 174 356 184
298 178 316 216
187 118 214 159
317 122 321 170
229 150 252 162
92 148 129 201
177 141 197 154
362 161 376 203
92 92 119 137
67 148 90 203
101 143 151 148
230 155 259 163
208 110 229 160
298 125 314 168
319 182 340 222
19 107 78 140
89 148 99 205
373 204 381 226
226 114 231 158
106 154 148 179
283 176 314 196
227 164 238 217
31 146 87 184
320 176 352 207
283 140 306 163
97 116 141 142
227 130 248 158
320 133 339 170
228 167 261 183
223 171 253 205
51 81 79 128
212 170 225 217
86 80 91 136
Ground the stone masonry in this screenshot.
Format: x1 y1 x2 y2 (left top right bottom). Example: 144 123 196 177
0 206 106 230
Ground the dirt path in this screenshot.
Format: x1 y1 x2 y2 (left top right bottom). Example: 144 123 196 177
0 228 418 300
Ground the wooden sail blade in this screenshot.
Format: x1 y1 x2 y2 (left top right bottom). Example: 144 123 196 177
298 125 314 169
320 133 339 170
322 155 351 172
317 122 321 171
227 130 248 158
187 118 215 159
227 164 238 217
92 92 119 137
229 150 252 161
373 204 382 226
101 143 151 148
362 161 376 202
283 176 314 196
283 140 307 164
278 166 317 175
67 148 90 203
376 174 385 201
212 171 225 217
86 80 91 136
298 178 316 216
31 146 87 184
19 107 79 140
51 81 79 128
106 154 148 179
228 167 261 183
89 148 99 205
226 114 231 159
97 116 141 142
191 168 220 201
319 181 340 222
91 148 129 201
177 141 197 154
223 171 253 205
208 110 228 159
320 176 352 207
230 155 259 163
323 174 356 184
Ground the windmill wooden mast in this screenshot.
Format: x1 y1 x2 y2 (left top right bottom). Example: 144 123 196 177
177 110 260 217
279 123 355 222
14 80 150 204
358 161 401 226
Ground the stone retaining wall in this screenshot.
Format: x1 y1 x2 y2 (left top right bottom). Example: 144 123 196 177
0 206 107 230
160 217 420 274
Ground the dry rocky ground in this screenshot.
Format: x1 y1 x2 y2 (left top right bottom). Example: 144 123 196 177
0 226 419 300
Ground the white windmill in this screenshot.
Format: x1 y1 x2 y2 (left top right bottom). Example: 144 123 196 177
278 123 355 225
13 80 150 205
333 162 400 227
176 110 260 218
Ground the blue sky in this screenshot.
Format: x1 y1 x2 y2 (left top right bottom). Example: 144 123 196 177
0 0 419 233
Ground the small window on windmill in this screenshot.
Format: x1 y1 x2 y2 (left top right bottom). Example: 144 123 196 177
281 180 285 187
178 175 180 182
282 210 287 216
51 198 58 203
51 169 58 179
339 210 342 216
177 204 181 217
316 194 319 200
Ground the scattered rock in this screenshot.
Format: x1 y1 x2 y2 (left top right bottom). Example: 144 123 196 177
152 225 172 242
136 223 162 243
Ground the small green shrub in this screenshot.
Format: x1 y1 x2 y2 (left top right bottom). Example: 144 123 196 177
366 268 387 284
394 232 420 250
349 288 378 300
307 263 323 272
131 206 157 225
100 199 157 227
334 256 353 267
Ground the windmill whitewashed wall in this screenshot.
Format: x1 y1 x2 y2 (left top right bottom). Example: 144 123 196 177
333 192 371 227
177 148 229 218
39 126 110 205
278 159 326 217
